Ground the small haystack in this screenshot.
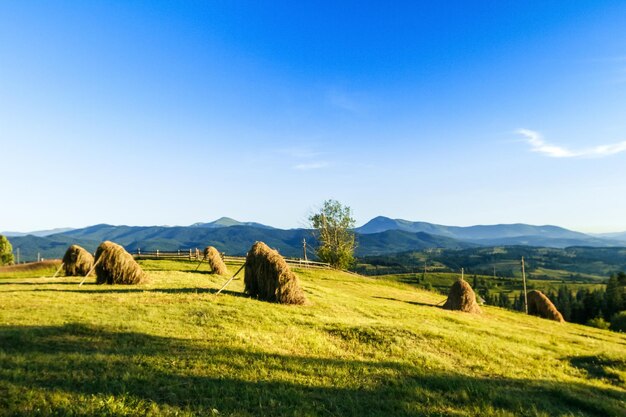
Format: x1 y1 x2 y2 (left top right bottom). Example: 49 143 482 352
442 279 481 313
94 241 147 285
244 241 306 305
62 244 94 276
203 246 228 275
527 290 564 322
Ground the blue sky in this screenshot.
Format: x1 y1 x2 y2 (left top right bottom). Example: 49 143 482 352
1 1 626 232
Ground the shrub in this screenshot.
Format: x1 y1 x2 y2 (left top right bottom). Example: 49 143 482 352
587 317 610 330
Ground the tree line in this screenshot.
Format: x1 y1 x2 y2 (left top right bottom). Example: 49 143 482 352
479 272 626 332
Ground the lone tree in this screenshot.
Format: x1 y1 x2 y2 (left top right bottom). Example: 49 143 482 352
309 199 356 269
0 235 15 266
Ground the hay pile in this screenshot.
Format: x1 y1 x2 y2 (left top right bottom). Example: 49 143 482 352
203 246 228 275
94 241 147 285
527 290 564 322
244 241 306 305
442 278 481 313
62 245 94 276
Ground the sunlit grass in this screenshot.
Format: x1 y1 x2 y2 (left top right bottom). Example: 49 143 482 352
0 260 624 416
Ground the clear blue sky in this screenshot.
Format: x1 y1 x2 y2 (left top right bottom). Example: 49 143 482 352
2 1 626 232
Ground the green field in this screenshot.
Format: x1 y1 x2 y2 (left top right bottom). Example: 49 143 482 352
1 259 625 416
378 271 606 299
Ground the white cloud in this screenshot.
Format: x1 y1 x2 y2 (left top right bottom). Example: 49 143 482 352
517 129 626 158
293 162 328 171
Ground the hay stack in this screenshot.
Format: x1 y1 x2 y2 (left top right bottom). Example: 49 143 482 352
527 290 564 322
62 245 94 276
203 246 228 275
94 241 147 285
442 279 481 313
244 241 306 305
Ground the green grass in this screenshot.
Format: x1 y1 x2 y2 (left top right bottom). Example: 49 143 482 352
379 271 606 300
0 259 624 416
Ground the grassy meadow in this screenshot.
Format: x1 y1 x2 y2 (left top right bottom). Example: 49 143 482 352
0 259 625 416
378 271 606 300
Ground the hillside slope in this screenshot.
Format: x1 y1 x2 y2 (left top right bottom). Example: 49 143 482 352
0 261 624 416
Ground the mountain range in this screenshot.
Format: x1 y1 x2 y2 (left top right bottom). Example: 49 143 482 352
4 216 625 262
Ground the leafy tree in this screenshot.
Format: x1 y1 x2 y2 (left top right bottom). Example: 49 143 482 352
0 235 15 265
309 200 356 269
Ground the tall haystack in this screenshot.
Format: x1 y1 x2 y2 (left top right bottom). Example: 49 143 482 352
62 245 94 276
527 290 564 322
203 246 228 275
244 241 306 305
442 279 481 313
94 241 147 285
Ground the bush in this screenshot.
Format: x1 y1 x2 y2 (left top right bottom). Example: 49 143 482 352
587 317 610 330
610 311 626 332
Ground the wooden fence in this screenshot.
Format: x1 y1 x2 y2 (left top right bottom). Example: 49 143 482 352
132 249 331 270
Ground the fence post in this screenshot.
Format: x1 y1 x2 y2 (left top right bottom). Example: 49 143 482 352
189 249 192 260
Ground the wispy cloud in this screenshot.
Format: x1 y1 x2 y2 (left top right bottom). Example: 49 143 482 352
273 147 330 171
516 129 626 158
293 162 329 171
275 147 324 159
327 90 359 113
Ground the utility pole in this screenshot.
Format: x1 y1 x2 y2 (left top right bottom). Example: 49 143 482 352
461 267 464 281
493 265 496 280
521 256 528 314
37 252 41 263
16 248 20 264
302 238 308 262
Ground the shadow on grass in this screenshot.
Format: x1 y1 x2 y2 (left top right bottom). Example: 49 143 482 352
372 296 444 308
0 323 624 416
0 287 248 298
0 280 87 286
183 269 215 275
570 355 626 387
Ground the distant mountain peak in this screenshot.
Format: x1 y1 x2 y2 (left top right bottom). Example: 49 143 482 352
190 217 273 229
354 216 620 247
1 227 75 237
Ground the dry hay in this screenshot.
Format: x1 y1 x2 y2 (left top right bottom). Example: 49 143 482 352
203 246 228 275
62 245 94 276
94 241 147 285
442 278 481 313
244 241 306 305
527 290 565 322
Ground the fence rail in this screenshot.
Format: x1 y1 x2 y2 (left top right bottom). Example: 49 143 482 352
132 250 331 269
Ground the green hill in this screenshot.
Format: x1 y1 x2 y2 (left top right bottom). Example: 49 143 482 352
1 260 624 416
359 246 626 281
